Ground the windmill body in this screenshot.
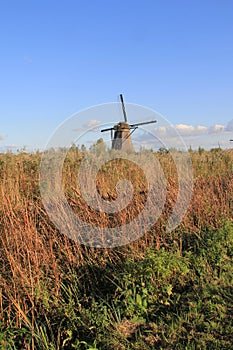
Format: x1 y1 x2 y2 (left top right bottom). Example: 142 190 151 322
112 122 134 153
101 94 157 153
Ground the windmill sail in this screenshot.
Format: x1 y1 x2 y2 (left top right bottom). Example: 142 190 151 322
120 94 128 123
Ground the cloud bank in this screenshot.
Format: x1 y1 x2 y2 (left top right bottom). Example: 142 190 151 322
154 123 228 138
135 120 233 150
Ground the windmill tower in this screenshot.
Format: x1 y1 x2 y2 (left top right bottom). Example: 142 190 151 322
101 94 157 153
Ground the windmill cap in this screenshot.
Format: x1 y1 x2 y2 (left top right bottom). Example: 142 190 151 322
114 122 130 130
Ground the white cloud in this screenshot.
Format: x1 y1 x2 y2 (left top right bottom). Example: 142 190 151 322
153 123 228 138
208 124 225 134
0 134 7 140
157 126 167 134
154 124 209 137
196 125 208 133
135 120 233 150
73 119 101 133
176 124 195 133
83 119 100 130
175 124 208 136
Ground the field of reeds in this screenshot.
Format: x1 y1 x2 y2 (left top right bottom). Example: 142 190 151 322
0 147 232 349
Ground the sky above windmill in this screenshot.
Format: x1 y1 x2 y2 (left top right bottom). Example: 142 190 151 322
0 0 233 152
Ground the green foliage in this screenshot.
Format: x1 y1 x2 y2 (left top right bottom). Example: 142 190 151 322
3 223 232 349
113 248 190 320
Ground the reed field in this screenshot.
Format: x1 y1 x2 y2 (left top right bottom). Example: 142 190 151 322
0 147 232 349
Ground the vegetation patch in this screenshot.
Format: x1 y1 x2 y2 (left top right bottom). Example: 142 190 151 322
0 148 232 349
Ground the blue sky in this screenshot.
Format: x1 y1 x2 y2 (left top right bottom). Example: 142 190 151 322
0 0 233 151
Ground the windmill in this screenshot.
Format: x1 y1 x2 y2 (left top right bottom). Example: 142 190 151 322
101 94 157 153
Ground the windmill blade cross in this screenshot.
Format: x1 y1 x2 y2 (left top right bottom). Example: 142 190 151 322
99 95 158 152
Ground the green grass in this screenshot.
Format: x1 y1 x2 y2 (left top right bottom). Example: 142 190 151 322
0 222 232 349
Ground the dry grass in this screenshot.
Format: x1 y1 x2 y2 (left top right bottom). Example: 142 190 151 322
0 148 232 348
